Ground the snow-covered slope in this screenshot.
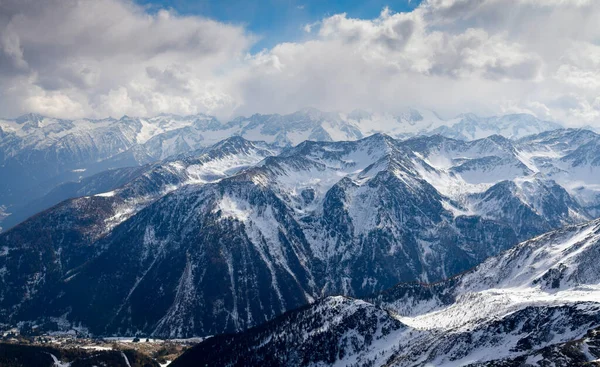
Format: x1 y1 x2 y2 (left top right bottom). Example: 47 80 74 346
0 137 278 326
172 218 600 367
431 113 563 141
171 295 406 367
374 218 600 366
345 109 562 141
0 109 563 231
1 131 598 339
405 131 600 224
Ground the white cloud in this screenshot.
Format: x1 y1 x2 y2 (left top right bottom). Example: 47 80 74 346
1 0 600 128
0 0 252 118
229 0 600 126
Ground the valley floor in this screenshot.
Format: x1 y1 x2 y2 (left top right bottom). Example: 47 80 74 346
0 331 200 367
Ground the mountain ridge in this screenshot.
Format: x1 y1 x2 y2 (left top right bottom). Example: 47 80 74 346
2 130 600 339
0 109 565 231
171 217 600 366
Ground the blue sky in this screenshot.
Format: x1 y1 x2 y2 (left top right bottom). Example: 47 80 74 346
136 0 421 52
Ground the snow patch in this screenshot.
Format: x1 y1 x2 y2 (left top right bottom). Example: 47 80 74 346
215 196 251 222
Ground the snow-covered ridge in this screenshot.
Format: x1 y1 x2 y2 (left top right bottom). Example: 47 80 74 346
175 218 600 367
2 129 600 342
0 108 564 152
406 130 600 222
89 136 279 231
0 108 565 233
381 218 600 366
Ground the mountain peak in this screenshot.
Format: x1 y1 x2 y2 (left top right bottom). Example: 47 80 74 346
361 132 394 143
209 135 254 150
15 113 44 124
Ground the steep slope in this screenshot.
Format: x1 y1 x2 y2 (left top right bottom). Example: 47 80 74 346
515 128 600 216
470 327 600 366
0 137 277 327
405 132 597 228
0 109 563 231
0 165 147 231
57 179 318 338
171 296 405 367
0 115 136 208
0 113 227 231
172 218 600 367
1 132 594 339
468 178 588 239
201 134 531 293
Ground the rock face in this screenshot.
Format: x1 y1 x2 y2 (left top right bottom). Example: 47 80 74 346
171 218 600 367
0 136 280 336
0 110 561 231
1 130 600 339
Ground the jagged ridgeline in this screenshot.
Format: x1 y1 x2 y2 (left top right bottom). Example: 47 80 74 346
1 123 600 339
0 109 562 231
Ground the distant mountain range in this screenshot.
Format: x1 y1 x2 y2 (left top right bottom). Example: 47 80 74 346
1 128 600 340
0 109 565 231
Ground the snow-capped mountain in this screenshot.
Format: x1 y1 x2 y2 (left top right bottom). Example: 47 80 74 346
0 109 562 231
171 218 600 367
0 113 264 231
405 131 598 235
347 110 563 141
1 130 598 339
430 113 564 141
0 136 278 326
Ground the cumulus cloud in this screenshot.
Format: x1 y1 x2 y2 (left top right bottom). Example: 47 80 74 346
0 0 251 118
231 0 600 126
1 0 600 127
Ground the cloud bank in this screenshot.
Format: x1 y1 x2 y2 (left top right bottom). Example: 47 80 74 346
1 0 599 126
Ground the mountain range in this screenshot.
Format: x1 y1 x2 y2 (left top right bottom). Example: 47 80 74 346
0 109 564 232
2 127 600 342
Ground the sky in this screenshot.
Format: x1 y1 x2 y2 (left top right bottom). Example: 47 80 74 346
1 0 600 127
136 0 421 52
